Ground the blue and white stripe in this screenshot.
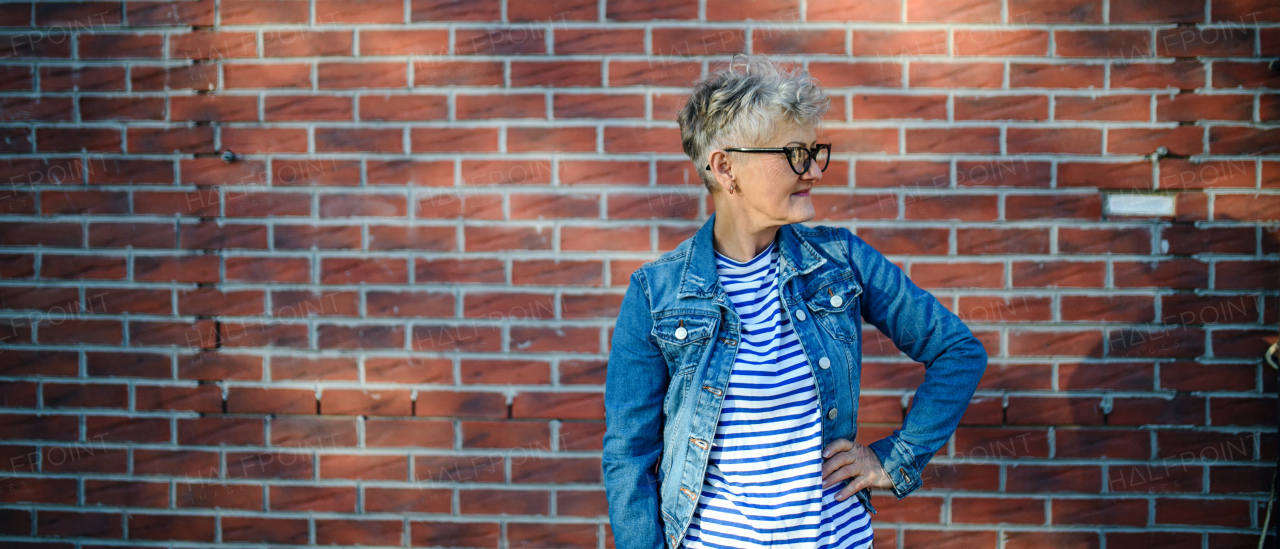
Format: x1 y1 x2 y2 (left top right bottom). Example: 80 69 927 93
682 237 873 549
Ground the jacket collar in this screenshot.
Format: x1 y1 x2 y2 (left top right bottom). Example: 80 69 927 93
677 211 828 300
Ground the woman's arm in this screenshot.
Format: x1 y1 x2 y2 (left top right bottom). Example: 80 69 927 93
844 229 990 500
602 268 669 549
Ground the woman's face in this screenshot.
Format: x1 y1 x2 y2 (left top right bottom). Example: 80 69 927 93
715 119 823 226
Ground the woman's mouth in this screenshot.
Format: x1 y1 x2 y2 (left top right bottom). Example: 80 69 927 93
792 190 810 197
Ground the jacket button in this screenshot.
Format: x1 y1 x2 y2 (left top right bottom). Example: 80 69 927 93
827 407 837 419
830 295 842 307
818 357 830 369
674 326 687 340
795 309 806 321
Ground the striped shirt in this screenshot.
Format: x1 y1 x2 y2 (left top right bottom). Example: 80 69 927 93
682 236 873 549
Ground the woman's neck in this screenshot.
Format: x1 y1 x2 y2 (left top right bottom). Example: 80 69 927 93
712 213 780 264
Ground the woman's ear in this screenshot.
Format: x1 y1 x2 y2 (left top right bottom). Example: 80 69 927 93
707 149 734 191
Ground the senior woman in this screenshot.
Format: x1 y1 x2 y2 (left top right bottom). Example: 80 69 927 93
602 56 988 549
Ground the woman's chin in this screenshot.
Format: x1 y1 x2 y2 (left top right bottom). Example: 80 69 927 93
787 201 816 222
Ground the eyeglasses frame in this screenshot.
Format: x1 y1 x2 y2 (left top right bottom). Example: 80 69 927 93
703 143 832 175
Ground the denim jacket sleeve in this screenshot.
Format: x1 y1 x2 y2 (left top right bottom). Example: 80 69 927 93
844 229 989 500
602 268 668 549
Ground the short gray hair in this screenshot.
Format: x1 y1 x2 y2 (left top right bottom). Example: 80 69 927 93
676 55 831 192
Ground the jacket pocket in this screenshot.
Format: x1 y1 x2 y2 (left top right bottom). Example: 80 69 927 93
805 276 862 343
652 313 717 377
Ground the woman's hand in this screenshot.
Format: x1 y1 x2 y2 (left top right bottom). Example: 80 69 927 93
820 438 895 501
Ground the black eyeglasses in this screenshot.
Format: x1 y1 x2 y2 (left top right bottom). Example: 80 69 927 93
705 144 832 175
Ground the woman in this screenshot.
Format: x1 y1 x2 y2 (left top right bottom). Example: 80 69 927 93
602 56 988 549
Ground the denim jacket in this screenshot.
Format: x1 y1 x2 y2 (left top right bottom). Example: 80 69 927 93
602 212 988 549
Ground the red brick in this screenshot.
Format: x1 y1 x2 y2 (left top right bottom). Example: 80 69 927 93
1157 93 1253 121
358 94 447 121
1055 30 1151 57
1007 531 1101 548
221 0 307 24
410 0 499 20
1010 63 1105 88
507 192 599 219
608 60 702 87
554 93 645 119
851 94 946 120
1007 128 1101 154
905 128 1000 154
1161 361 1256 392
315 518 404 546
1009 0 1101 22
851 30 946 56
263 30 352 57
413 61 503 86
824 128 899 154
511 392 604 420
909 262 1004 288
411 127 499 153
1054 429 1148 460
955 29 1048 56
1157 27 1254 57
321 389 412 416
952 496 1044 523
507 0 596 21
808 0 899 21
508 522 598 547
358 29 448 55
508 127 596 153
561 160 650 185
1156 497 1251 527
129 514 216 542
510 61 601 87
1116 394 1203 424
955 95 1049 120
956 228 1051 253
317 0 404 23
755 29 846 55
652 27 746 56
606 0 697 20
318 62 406 88
512 260 604 286
1219 61 1280 88
1114 63 1207 92
907 0 1000 21
1061 360 1154 390
409 521 500 547
1113 0 1205 22
1212 0 1280 21
707 0 800 20
555 28 645 54
1058 161 1152 189
1007 329 1104 356
603 127 683 154
810 62 903 88
456 93 546 119
169 31 257 59
1055 95 1150 121
1114 260 1209 289
911 62 1003 88
455 28 546 55
366 418 453 448
1005 193 1102 219
1006 464 1102 493
1211 127 1280 155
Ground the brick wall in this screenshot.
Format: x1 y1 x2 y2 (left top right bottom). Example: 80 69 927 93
0 0 1277 547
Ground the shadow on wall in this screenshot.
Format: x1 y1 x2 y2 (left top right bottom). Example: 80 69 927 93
859 289 1279 548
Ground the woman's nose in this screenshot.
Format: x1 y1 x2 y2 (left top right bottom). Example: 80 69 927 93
804 158 823 181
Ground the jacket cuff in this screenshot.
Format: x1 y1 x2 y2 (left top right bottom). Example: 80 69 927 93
867 435 924 499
